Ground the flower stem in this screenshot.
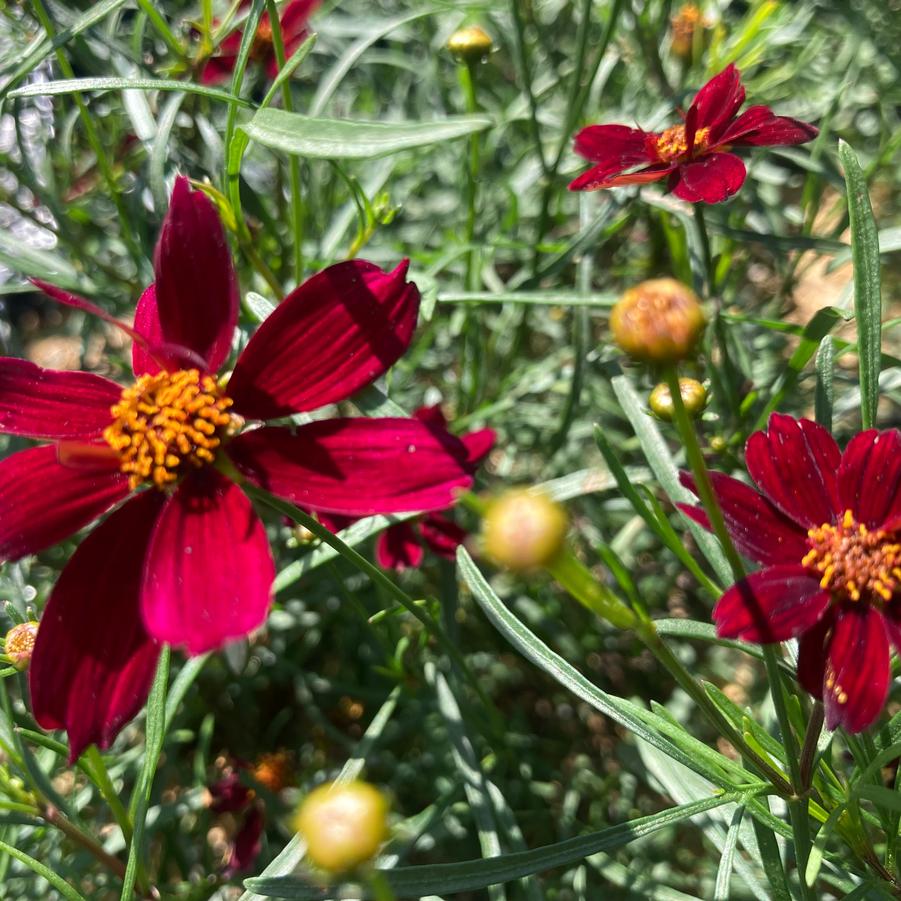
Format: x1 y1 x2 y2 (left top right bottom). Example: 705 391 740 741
693 202 716 296
547 550 637 629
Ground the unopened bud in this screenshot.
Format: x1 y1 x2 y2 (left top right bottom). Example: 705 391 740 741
294 781 389 874
611 278 705 364
649 378 707 420
670 5 711 59
483 490 568 571
447 25 493 63
4 621 38 670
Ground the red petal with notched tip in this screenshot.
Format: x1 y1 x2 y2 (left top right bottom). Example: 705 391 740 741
687 64 746 136
670 152 747 203
153 176 238 373
0 445 129 562
569 162 674 192
677 470 809 566
823 604 890 733
375 523 424 570
227 418 474 516
420 512 468 559
836 429 901 530
0 358 120 439
29 490 164 762
718 105 818 147
713 564 830 643
228 260 420 419
141 469 275 656
745 414 842 529
796 608 836 700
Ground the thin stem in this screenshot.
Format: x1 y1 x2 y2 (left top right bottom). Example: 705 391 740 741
30 0 142 263
266 0 305 283
135 0 185 59
84 746 133 843
43 804 128 881
693 203 716 297
799 702 825 791
459 61 481 291
547 550 637 629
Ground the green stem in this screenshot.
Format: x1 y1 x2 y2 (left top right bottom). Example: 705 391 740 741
84 745 133 844
693 203 716 297
799 702 824 791
135 0 185 58
266 0 305 283
30 0 142 264
459 61 481 291
547 550 637 629
370 871 397 901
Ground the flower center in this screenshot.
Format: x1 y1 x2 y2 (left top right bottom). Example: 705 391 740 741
104 369 237 490
251 19 274 58
655 124 712 162
801 510 901 603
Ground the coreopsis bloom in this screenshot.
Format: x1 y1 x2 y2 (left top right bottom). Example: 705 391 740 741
315 406 494 571
680 414 901 732
0 177 478 761
201 0 319 86
569 64 818 203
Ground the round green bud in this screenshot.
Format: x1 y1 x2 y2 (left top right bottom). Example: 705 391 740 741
648 378 708 421
447 25 494 62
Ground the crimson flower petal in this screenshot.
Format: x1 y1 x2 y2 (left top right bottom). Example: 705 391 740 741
375 523 424 570
570 125 655 186
142 470 274 655
132 285 165 376
0 445 129 562
281 0 320 38
201 54 239 85
677 471 809 565
462 428 496 466
796 608 836 700
153 176 238 373
29 491 164 762
420 512 467 559
226 806 265 875
823 604 890 733
671 152 747 203
837 429 901 530
227 419 474 515
718 105 818 147
0 358 120 439
228 260 420 419
745 414 842 528
713 565 829 643
688 64 745 135
569 162 674 192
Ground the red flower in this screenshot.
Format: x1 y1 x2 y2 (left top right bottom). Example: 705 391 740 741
569 64 818 203
680 414 901 732
315 406 495 571
0 177 477 761
201 0 319 86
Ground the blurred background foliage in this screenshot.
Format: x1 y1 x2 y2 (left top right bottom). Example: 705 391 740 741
0 0 898 898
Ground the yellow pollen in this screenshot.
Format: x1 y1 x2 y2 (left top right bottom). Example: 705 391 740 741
655 124 712 162
104 369 236 490
802 509 901 604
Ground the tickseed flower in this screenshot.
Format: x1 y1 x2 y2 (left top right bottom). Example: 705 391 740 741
649 378 707 420
4 621 38 670
611 278 705 364
314 406 495 571
680 414 901 733
569 64 818 203
201 0 319 86
483 490 569 572
294 780 389 874
0 177 479 762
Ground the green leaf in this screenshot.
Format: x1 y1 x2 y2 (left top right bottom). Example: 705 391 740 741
456 548 748 788
244 793 738 899
714 805 745 900
815 337 835 430
437 291 617 306
0 837 88 901
838 139 883 429
241 109 493 160
9 77 251 107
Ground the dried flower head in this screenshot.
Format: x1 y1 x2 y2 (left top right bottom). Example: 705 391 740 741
611 279 706 364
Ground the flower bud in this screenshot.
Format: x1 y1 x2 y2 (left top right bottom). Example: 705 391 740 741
4 621 38 670
670 5 711 60
610 278 705 365
294 781 389 874
447 25 493 63
649 378 707 421
482 490 568 571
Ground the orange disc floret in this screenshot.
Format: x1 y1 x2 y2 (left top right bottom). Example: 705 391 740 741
611 278 706 364
104 369 236 490
802 510 901 603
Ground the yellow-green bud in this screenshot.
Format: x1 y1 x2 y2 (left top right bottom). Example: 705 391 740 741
482 490 568 571
709 435 727 454
294 781 389 874
610 278 706 365
4 621 38 670
447 25 493 63
649 378 708 421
